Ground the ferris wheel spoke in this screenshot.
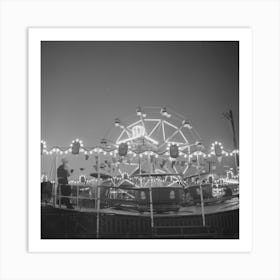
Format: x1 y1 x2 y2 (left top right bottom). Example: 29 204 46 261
161 121 166 142
147 121 161 138
179 130 189 145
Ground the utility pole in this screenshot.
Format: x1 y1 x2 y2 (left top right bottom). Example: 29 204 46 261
223 110 239 173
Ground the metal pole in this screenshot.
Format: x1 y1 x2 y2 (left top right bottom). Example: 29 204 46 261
59 184 61 208
197 154 205 227
96 149 101 238
52 182 56 208
139 154 143 187
76 184 79 209
234 153 239 175
53 154 58 207
149 153 154 232
224 110 239 174
149 185 154 228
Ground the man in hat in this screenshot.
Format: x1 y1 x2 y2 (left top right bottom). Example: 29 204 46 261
57 158 74 209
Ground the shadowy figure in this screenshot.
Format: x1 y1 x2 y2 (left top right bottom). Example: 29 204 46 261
57 158 74 209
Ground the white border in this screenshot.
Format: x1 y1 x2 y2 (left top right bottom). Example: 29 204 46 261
28 27 252 253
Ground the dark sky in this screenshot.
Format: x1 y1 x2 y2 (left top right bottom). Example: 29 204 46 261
41 41 239 177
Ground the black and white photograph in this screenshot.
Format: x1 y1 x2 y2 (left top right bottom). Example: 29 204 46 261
40 40 240 239
2 0 280 279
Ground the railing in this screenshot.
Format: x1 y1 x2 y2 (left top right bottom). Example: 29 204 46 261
41 183 239 209
41 181 239 238
41 182 98 210
54 183 97 210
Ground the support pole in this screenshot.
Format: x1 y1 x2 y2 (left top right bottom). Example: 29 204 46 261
52 181 56 208
223 110 239 174
139 154 143 187
76 184 79 209
59 184 62 208
96 149 101 239
234 153 239 175
197 154 205 227
52 154 58 207
149 153 154 232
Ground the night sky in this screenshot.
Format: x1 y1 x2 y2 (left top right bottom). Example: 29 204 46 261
41 41 239 179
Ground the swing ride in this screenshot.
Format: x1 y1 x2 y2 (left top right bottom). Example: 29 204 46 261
41 106 239 238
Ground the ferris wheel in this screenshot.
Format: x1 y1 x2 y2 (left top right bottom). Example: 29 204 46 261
103 106 203 177
107 106 201 149
41 106 239 182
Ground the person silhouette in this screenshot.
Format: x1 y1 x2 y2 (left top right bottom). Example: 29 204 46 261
57 158 74 209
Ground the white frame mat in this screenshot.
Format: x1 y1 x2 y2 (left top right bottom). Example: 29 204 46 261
28 27 252 253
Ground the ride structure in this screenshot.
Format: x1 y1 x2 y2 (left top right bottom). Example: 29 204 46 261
41 106 239 238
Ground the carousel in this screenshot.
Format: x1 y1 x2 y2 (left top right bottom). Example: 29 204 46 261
41 107 239 239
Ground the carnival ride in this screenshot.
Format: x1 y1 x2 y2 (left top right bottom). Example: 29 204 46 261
41 106 239 238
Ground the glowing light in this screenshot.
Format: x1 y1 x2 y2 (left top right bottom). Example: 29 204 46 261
132 125 145 138
117 134 158 145
195 141 202 147
161 107 167 115
136 106 142 116
144 135 158 145
114 118 121 127
182 120 192 129
160 107 171 118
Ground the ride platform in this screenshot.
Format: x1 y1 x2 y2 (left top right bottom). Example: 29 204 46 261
41 197 239 239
